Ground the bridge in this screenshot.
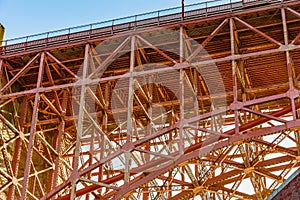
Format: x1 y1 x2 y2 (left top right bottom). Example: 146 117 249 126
0 0 300 199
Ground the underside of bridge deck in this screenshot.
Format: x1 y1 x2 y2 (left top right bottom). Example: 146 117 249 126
0 0 300 199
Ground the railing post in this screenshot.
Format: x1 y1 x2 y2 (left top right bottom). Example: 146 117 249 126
89 24 92 39
68 28 70 42
25 36 28 50
206 2 208 16
111 20 114 35
3 40 7 54
134 15 137 29
158 11 160 26
4 45 6 54
46 32 49 46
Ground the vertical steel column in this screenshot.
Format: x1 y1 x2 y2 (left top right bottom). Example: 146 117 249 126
282 8 297 120
51 91 68 197
193 68 199 130
179 26 184 155
7 96 28 199
126 36 135 143
2 57 17 199
70 44 90 200
7 140 21 199
230 18 239 134
21 52 44 199
98 83 110 192
125 36 135 183
143 75 152 200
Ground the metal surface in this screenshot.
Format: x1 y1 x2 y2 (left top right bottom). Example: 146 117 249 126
0 0 300 199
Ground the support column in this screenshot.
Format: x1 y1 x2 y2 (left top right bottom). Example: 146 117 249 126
51 91 68 197
21 52 44 199
230 18 239 134
179 26 185 155
282 8 297 120
126 36 135 143
7 96 28 199
70 44 90 200
124 36 135 183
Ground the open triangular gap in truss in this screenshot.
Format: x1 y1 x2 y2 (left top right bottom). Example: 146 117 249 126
187 18 229 63
45 51 78 80
88 36 132 79
2 60 27 87
135 34 177 65
233 16 282 48
0 53 41 95
285 7 300 44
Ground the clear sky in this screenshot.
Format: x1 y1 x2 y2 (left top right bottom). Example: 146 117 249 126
0 0 201 40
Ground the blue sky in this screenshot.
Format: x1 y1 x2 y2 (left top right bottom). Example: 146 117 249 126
0 0 200 40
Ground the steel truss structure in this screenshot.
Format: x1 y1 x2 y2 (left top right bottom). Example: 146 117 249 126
0 0 300 199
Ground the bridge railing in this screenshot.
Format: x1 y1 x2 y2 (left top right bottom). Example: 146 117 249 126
0 0 283 55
